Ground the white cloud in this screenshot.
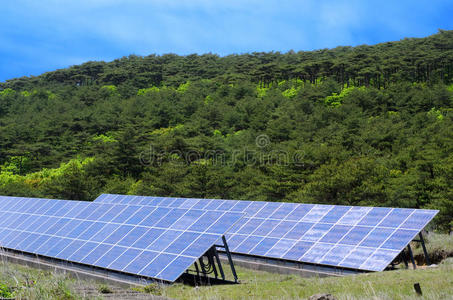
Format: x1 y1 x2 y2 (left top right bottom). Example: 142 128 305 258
1 0 451 80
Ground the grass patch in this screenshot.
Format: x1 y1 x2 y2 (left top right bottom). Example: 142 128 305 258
97 284 113 294
2 260 452 300
0 262 77 300
0 260 144 299
1 234 452 299
133 282 164 295
0 282 14 298
162 259 453 299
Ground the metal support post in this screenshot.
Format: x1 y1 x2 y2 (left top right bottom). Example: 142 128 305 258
207 250 219 279
213 247 226 280
194 261 200 277
198 258 208 277
222 235 238 283
402 251 409 269
418 232 431 265
407 244 417 269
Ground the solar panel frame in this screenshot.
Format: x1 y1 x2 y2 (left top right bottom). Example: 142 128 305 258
0 196 243 282
94 194 438 272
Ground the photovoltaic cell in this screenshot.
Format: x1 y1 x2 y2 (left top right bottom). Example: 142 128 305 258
0 196 243 282
94 194 438 272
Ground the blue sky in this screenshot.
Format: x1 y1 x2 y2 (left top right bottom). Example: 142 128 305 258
1 0 452 82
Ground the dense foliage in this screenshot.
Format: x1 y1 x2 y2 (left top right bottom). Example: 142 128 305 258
0 30 452 230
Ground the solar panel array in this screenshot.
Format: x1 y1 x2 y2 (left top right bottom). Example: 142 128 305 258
95 194 438 272
0 196 243 282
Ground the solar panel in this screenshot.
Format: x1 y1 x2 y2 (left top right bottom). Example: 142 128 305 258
0 196 243 282
95 194 438 272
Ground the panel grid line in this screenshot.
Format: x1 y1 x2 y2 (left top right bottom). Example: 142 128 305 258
316 206 368 265
230 202 279 251
247 203 300 254
94 195 428 230
0 196 243 282
358 209 416 270
121 207 208 273
93 194 438 272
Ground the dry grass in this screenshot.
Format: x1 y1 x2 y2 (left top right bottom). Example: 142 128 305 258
0 260 149 299
0 261 80 299
161 258 453 300
1 233 452 299
1 258 452 300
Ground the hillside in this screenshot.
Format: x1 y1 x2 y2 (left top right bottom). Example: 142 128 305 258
2 30 453 91
0 30 452 230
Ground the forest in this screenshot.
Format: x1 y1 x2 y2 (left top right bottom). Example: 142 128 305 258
0 30 452 231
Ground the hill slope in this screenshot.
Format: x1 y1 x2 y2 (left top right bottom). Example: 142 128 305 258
2 30 453 91
0 30 452 230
